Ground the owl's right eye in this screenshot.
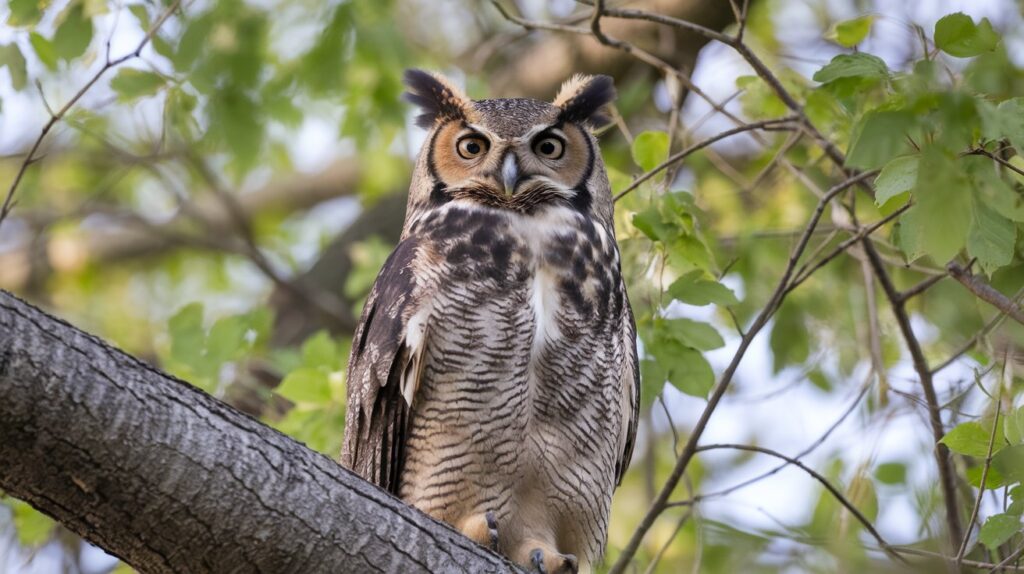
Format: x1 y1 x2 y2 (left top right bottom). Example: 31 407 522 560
456 136 489 160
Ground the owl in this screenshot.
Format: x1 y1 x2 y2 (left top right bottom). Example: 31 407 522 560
341 69 639 574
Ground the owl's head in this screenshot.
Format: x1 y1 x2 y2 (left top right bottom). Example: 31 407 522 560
403 69 616 223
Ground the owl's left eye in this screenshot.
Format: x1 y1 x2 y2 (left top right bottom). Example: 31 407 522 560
534 136 565 160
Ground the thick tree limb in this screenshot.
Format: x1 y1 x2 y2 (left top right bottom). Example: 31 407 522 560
0 290 519 573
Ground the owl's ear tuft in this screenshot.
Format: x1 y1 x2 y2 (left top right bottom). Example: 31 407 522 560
553 74 616 129
403 69 472 129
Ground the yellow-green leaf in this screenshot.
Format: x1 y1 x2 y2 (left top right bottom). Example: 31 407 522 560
109 68 166 102
632 130 669 172
827 15 874 47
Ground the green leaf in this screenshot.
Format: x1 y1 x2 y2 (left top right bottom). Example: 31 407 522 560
0 43 28 91
109 68 166 102
206 315 250 365
631 205 672 242
29 32 58 71
846 110 915 170
128 4 151 29
993 445 1024 483
874 156 918 206
912 146 973 262
168 303 206 367
276 368 332 405
940 421 993 457
967 464 1006 489
301 331 341 370
8 0 45 26
642 341 714 398
769 303 809 372
872 460 905 482
632 131 670 172
53 2 93 61
661 318 724 351
895 206 926 262
812 53 889 84
827 15 874 47
968 197 1016 274
667 270 739 306
874 462 906 485
979 513 1021 551
1006 407 1024 445
8 499 55 546
966 155 1024 222
934 13 999 58
998 98 1024 154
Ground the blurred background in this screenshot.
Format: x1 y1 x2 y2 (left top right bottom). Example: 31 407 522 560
2 0 1024 572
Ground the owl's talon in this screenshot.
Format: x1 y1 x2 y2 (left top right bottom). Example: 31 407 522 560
530 549 548 574
485 511 499 552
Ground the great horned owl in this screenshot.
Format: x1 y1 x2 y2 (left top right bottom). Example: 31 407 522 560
341 70 639 574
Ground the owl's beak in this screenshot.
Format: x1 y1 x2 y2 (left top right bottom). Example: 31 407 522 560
501 153 519 197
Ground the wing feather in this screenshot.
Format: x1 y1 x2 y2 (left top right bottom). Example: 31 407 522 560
341 237 430 494
615 301 641 487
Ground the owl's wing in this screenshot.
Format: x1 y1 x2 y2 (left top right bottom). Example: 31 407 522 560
341 237 431 494
616 303 641 487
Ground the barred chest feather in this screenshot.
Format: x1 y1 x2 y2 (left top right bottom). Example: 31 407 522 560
398 200 629 570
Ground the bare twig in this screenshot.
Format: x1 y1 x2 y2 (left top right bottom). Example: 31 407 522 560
691 444 904 562
948 262 1024 326
956 382 1003 564
0 0 184 229
613 117 798 201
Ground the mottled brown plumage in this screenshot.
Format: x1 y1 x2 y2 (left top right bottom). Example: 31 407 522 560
342 70 638 574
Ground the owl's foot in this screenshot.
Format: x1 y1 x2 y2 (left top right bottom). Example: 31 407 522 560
458 511 501 553
530 548 578 574
485 511 499 552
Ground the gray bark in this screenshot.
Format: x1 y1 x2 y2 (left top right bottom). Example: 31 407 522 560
0 290 520 573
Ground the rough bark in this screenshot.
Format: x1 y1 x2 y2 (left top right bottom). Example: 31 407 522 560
0 290 520 574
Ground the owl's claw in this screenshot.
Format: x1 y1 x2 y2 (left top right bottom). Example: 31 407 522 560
486 511 499 552
529 548 578 574
530 549 548 574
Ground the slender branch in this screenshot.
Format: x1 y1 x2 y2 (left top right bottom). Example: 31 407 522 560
613 117 798 201
886 546 1024 571
900 272 949 303
932 288 1024 376
948 262 1024 326
691 444 903 561
0 0 184 229
670 377 872 505
957 387 1003 564
863 238 964 550
785 202 905 294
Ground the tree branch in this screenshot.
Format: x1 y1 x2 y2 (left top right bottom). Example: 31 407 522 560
0 290 519 573
947 262 1024 326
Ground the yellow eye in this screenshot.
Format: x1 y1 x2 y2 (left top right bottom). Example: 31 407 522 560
534 136 565 160
456 136 489 159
